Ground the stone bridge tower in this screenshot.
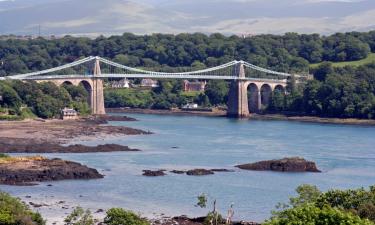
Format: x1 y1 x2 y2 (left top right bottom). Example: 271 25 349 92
91 57 106 115
227 61 250 118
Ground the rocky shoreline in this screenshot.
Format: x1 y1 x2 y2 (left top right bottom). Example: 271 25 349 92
0 156 103 186
0 115 150 154
0 141 140 153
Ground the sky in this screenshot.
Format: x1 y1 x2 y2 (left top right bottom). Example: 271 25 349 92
0 0 374 36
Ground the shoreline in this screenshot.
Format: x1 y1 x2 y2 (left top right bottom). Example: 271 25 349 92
107 107 375 126
0 115 150 154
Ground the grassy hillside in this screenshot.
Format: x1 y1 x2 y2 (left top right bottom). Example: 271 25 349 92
310 53 375 68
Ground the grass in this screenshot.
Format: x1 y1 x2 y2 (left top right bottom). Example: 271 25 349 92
310 53 375 68
0 155 46 164
180 91 203 97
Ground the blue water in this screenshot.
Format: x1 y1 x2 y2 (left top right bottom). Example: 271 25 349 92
2 113 375 223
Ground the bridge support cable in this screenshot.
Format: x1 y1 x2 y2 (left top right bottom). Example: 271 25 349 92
1 56 308 81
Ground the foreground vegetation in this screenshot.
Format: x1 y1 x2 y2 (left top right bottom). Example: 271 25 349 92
3 184 375 224
0 80 90 119
264 184 375 224
0 192 45 225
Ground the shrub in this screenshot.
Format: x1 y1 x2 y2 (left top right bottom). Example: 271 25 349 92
265 204 374 225
0 192 45 225
104 208 149 225
203 212 224 225
64 207 94 225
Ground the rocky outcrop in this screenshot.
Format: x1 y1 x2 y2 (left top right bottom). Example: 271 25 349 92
0 142 140 153
142 170 166 177
0 157 103 185
236 157 321 173
186 169 214 176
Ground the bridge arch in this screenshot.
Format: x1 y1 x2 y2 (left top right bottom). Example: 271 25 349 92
274 84 286 93
247 83 260 113
78 80 93 108
61 81 74 86
260 84 272 109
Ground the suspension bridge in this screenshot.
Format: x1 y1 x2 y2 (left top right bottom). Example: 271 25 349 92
0 56 308 117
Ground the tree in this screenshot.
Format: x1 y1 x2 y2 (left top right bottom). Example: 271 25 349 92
266 204 374 225
0 192 45 225
313 62 333 81
64 207 94 225
205 80 229 106
104 208 149 225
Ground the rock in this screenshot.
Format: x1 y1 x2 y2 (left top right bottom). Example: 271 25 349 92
170 170 186 174
29 202 48 208
236 157 321 173
211 169 235 172
0 158 104 185
142 170 166 177
186 169 214 176
47 184 53 187
96 209 104 213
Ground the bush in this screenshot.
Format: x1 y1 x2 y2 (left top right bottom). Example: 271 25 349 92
64 207 94 225
104 208 149 225
0 153 9 158
0 192 45 225
203 212 224 225
265 204 374 225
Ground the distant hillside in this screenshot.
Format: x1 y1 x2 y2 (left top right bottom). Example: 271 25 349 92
310 53 375 68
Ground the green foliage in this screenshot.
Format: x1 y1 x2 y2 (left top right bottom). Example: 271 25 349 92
205 80 229 106
104 88 153 109
0 192 45 225
0 80 91 119
104 208 149 225
0 153 9 158
273 185 375 223
310 53 375 68
64 207 94 225
289 184 322 208
265 204 374 225
3 31 373 77
203 212 224 225
196 194 208 208
315 186 375 221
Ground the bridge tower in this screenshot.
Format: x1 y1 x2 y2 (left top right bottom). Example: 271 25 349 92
227 61 250 118
90 57 106 115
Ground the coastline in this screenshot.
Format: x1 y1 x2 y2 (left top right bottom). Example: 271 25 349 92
107 107 375 126
0 115 150 154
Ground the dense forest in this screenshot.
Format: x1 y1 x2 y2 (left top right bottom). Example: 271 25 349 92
0 31 374 76
0 80 90 119
1 31 375 119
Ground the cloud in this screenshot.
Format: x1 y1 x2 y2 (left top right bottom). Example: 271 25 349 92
0 0 374 35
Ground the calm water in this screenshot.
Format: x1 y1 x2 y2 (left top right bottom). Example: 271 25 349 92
2 113 375 223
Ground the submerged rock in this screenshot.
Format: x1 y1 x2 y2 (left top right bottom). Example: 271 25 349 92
186 169 214 176
142 170 166 177
170 170 186 174
236 157 321 173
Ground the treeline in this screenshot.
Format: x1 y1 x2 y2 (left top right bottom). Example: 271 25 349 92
269 62 375 119
0 80 90 119
104 79 225 110
1 31 374 76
